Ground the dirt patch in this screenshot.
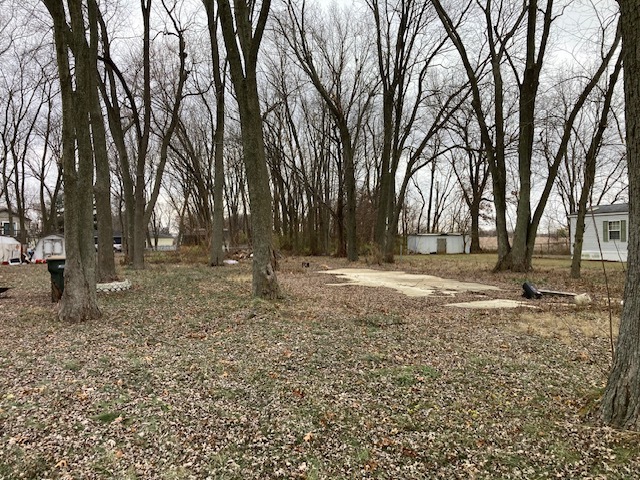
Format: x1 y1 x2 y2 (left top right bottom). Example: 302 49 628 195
322 268 500 297
513 310 618 343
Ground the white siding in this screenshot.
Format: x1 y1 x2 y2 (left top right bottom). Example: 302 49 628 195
407 234 469 255
570 212 628 262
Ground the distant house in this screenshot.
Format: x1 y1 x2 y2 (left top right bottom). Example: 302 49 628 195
0 208 31 238
146 232 176 251
569 204 628 262
407 233 470 255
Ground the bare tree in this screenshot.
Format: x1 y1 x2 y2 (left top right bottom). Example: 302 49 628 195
446 104 490 252
367 0 465 262
570 53 622 277
222 132 250 246
433 0 621 271
43 0 100 321
0 32 52 244
98 0 189 269
30 82 63 235
87 0 116 282
554 83 626 238
203 0 227 266
265 86 335 255
277 1 378 261
214 0 279 298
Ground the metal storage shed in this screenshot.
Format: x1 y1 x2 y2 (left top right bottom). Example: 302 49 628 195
407 233 470 255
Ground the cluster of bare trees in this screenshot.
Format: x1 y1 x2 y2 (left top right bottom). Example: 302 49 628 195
0 2 62 243
0 1 627 297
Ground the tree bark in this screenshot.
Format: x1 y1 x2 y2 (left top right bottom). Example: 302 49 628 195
88 0 116 283
205 2 226 267
215 0 280 298
44 0 100 322
601 0 640 430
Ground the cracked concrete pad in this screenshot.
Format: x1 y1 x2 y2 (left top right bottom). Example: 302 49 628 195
321 268 499 297
446 299 535 309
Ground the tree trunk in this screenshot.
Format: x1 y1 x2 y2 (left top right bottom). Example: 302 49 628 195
210 110 226 265
93 92 117 282
88 0 116 283
335 154 347 258
241 91 279 297
601 0 640 430
130 0 152 269
44 0 100 322
433 0 512 268
470 198 482 253
374 93 394 253
342 135 358 261
215 0 279 299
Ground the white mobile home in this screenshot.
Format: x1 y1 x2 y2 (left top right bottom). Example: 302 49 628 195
569 204 628 262
407 233 470 255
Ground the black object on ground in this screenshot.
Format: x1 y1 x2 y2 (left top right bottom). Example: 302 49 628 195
522 282 543 299
47 256 65 302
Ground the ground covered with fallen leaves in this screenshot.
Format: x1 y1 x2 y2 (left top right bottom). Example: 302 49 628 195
1 252 638 479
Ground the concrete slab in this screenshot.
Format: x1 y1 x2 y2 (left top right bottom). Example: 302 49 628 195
321 268 500 297
446 299 535 309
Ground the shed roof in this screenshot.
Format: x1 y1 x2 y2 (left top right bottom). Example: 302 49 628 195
569 203 628 217
408 232 466 237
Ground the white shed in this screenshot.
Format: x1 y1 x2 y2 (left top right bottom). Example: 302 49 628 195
569 204 628 262
0 236 21 263
407 233 470 255
32 234 65 262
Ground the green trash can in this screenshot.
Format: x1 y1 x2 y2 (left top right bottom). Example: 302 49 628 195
47 255 65 302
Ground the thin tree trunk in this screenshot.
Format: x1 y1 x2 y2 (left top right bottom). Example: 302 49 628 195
89 0 116 283
210 111 226 265
342 136 358 261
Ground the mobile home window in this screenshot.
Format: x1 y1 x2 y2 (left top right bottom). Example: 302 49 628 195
603 219 627 242
608 221 621 241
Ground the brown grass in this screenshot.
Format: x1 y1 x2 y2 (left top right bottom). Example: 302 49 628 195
0 253 636 479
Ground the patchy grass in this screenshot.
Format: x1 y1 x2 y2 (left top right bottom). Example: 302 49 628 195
0 253 638 479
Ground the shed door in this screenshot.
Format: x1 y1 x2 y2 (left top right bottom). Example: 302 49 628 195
437 238 447 254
